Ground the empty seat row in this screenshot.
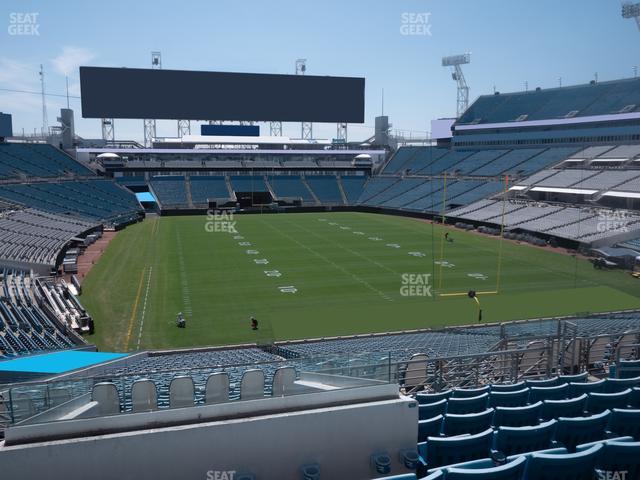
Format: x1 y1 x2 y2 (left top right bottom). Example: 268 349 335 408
91 367 296 414
418 411 640 476
418 389 640 441
414 437 640 480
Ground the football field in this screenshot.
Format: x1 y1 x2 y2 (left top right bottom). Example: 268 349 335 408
80 212 640 352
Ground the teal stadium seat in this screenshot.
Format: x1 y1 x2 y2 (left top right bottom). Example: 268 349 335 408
416 390 452 405
490 381 526 392
493 419 557 456
452 386 491 398
492 402 542 428
587 439 640 480
603 376 640 393
446 393 489 414
554 410 611 451
586 389 631 414
417 428 493 472
443 409 494 436
608 408 640 440
528 384 568 403
540 394 587 420
524 443 603 480
442 455 527 480
418 399 447 420
568 379 605 397
418 415 443 442
489 388 530 408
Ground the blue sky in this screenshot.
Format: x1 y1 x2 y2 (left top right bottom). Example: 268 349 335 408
2 0 640 142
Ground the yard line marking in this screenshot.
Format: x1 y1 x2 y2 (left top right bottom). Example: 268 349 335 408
124 266 147 351
288 219 402 276
176 231 193 318
259 218 393 302
136 266 153 350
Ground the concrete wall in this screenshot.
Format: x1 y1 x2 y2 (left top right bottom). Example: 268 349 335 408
0 395 418 480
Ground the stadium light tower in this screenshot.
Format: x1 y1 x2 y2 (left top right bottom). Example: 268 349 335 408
296 59 313 140
143 52 162 147
622 2 640 30
442 53 471 118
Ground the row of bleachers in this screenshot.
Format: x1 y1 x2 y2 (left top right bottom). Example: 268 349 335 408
0 180 142 225
469 148 545 176
453 149 510 175
382 180 441 210
230 175 269 192
383 146 423 173
115 176 146 187
599 144 640 159
414 150 473 175
0 143 93 179
267 175 314 203
379 180 503 214
275 313 640 366
402 148 450 174
304 175 344 203
449 199 640 242
366 178 426 207
87 366 297 414
357 177 400 203
150 176 189 207
412 372 640 478
448 200 529 222
521 169 601 188
135 175 367 208
340 175 367 203
470 314 640 342
0 207 97 266
0 271 79 358
572 170 640 190
384 146 580 182
189 176 231 205
38 278 89 331
619 236 640 252
415 429 639 479
457 77 640 125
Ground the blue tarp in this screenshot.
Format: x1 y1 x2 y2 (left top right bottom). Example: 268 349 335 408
0 351 127 374
136 191 156 203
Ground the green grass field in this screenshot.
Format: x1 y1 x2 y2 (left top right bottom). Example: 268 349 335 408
80 212 640 352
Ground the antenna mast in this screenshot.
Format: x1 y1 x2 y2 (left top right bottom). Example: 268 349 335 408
39 64 48 136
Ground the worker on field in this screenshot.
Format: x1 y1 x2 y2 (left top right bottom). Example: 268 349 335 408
176 312 186 328
251 316 259 330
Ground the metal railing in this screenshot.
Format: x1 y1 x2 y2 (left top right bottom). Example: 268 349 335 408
2 320 640 430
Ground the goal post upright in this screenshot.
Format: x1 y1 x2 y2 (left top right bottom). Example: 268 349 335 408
495 175 509 294
437 172 448 290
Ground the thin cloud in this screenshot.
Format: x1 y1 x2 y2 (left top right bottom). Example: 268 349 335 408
0 58 39 90
51 47 96 77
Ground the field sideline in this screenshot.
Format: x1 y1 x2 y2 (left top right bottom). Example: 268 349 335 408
80 212 640 352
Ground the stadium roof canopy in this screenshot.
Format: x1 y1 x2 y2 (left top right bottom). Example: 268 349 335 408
602 191 640 199
529 186 598 195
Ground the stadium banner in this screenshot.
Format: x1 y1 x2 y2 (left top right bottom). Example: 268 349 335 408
201 124 260 137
